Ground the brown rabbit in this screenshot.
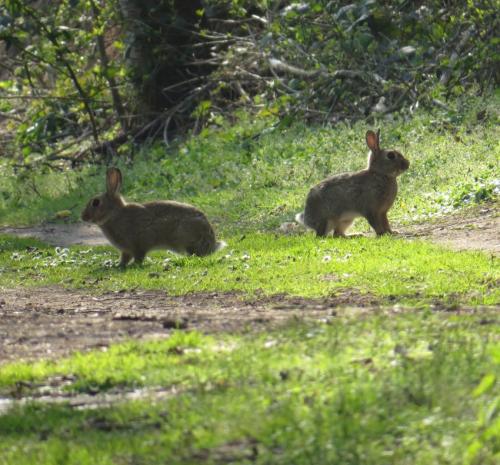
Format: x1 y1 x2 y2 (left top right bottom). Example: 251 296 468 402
81 168 225 267
296 129 409 237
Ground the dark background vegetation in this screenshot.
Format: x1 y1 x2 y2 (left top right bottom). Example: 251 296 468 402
0 0 498 167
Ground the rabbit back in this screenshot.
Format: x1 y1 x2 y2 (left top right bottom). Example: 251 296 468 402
145 201 219 256
100 200 219 257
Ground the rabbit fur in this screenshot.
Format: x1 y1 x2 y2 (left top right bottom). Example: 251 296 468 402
81 168 225 267
296 129 409 237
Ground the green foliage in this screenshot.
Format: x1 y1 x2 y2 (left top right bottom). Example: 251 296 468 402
466 343 500 464
0 331 207 389
0 0 497 167
0 312 499 464
0 0 127 164
202 0 499 124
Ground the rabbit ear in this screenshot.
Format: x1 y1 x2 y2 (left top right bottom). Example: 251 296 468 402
366 130 380 152
106 168 122 196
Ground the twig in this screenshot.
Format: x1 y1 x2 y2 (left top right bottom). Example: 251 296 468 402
0 111 24 122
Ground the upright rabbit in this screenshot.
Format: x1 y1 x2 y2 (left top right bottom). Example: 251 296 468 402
296 129 409 237
81 168 225 267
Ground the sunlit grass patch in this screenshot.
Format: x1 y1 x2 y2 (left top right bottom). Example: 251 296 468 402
0 331 210 391
0 233 498 305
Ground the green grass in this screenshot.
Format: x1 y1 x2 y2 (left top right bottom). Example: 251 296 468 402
0 313 499 464
0 104 498 231
0 103 499 464
0 233 498 305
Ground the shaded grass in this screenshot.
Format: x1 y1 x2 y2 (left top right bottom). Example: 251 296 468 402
0 107 498 232
0 312 499 464
0 233 498 305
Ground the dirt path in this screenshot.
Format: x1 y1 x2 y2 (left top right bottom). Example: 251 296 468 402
401 204 499 256
0 287 497 414
1 222 106 247
2 204 498 254
0 287 379 364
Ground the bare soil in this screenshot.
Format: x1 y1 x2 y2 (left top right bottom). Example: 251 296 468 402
1 222 106 247
401 204 499 256
0 287 378 365
0 287 496 413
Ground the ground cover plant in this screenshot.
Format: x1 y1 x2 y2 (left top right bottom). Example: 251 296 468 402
0 107 499 463
0 233 498 306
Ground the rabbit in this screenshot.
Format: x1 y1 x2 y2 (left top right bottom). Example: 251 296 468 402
295 129 409 237
81 167 226 267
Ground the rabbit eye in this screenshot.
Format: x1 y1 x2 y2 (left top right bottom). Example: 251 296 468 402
387 152 396 160
92 198 100 207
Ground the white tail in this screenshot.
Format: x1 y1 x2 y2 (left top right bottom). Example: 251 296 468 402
215 240 227 252
295 212 305 225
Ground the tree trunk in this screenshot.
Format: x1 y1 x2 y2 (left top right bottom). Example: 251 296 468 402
118 0 206 129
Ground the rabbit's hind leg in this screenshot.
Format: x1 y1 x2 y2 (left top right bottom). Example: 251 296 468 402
132 250 146 265
313 219 330 237
314 218 338 237
381 211 393 234
187 237 216 257
187 245 207 256
333 219 354 237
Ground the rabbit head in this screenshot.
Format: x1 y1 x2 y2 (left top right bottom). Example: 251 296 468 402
366 129 409 177
81 168 126 225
